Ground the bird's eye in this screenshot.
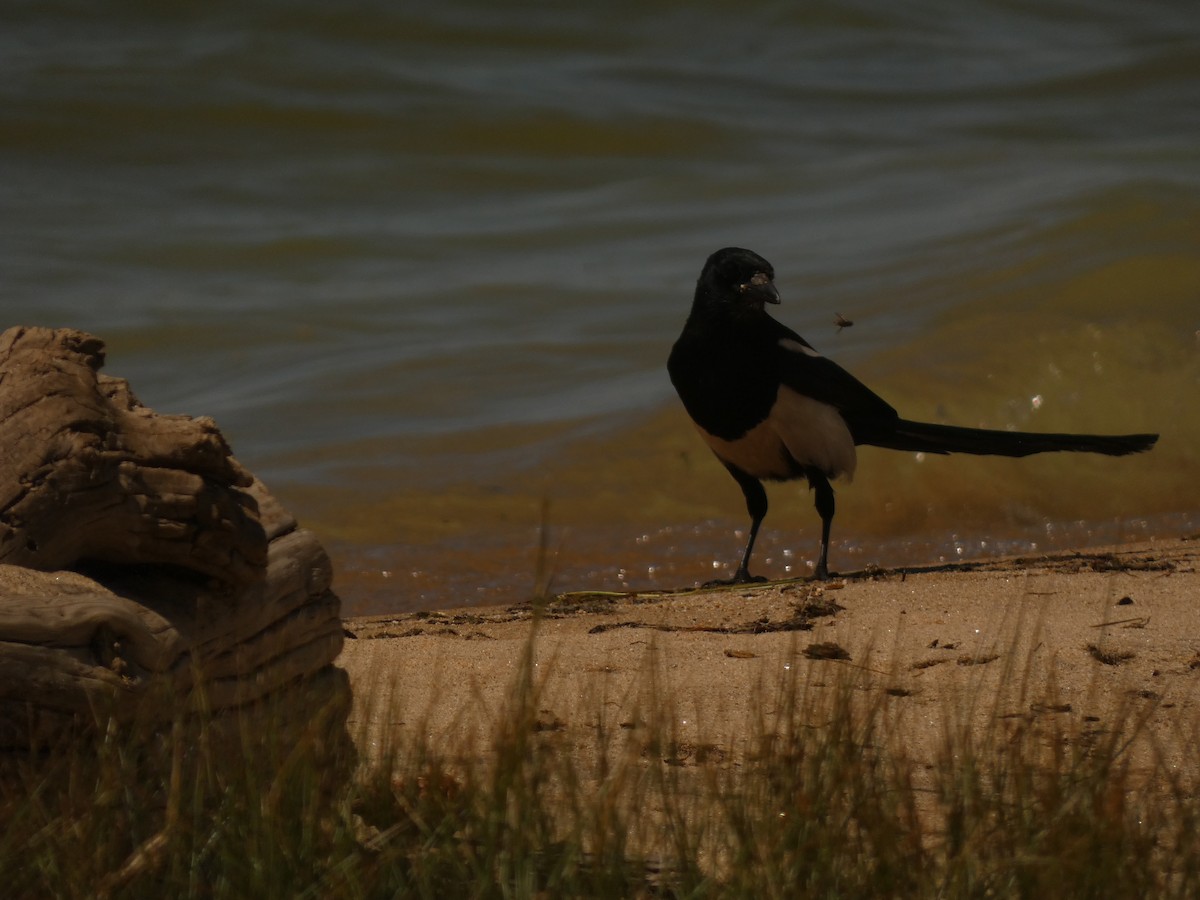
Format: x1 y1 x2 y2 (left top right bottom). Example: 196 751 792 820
737 272 771 293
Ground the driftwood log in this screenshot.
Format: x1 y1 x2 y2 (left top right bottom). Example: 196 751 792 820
0 326 346 750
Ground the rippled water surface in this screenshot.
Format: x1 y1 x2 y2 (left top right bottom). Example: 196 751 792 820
4 1 1198 612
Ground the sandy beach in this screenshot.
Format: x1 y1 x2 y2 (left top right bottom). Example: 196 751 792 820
338 537 1200 782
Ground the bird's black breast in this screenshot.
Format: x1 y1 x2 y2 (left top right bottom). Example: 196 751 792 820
667 318 778 441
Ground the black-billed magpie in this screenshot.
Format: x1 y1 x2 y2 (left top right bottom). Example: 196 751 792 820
667 247 1159 584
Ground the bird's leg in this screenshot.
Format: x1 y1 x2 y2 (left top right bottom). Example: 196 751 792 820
807 469 836 580
704 466 768 587
731 506 766 584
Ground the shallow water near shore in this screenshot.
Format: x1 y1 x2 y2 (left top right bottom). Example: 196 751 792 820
4 1 1199 612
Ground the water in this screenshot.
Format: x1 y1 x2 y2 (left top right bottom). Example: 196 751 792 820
3 0 1198 614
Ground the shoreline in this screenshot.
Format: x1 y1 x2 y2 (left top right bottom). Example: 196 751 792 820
327 508 1199 617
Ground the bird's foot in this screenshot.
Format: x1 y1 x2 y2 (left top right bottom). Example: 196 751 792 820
702 572 767 589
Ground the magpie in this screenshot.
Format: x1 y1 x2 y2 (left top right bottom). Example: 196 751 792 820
667 247 1159 584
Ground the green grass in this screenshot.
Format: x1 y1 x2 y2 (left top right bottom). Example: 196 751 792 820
2 623 1198 899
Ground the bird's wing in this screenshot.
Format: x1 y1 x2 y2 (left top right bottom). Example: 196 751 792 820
771 325 898 424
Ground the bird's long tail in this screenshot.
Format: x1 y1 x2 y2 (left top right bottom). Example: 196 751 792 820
866 420 1158 458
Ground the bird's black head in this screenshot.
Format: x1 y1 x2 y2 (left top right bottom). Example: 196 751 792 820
694 247 780 315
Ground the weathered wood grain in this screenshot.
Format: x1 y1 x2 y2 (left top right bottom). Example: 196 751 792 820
0 326 345 750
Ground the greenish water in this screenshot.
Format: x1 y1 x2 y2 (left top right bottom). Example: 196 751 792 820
3 1 1198 612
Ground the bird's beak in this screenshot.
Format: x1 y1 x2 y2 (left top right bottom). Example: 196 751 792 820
745 272 781 305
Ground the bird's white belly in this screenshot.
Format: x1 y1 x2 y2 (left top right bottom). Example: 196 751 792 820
698 386 857 481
